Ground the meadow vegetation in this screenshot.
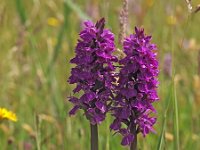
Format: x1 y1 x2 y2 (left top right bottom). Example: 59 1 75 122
0 0 200 149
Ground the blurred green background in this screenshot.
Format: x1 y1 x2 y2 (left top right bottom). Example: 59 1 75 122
0 0 200 149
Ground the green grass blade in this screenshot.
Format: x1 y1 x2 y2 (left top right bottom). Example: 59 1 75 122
15 0 27 24
157 84 172 150
64 0 91 20
46 24 65 74
46 1 70 74
157 115 166 150
35 114 41 150
173 83 180 150
171 7 180 148
15 0 45 75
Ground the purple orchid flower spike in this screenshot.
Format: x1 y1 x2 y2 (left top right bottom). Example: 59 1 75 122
68 18 117 150
110 27 159 149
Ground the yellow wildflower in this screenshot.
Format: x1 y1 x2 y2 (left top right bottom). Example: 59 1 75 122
47 17 60 27
0 108 17 122
167 15 177 25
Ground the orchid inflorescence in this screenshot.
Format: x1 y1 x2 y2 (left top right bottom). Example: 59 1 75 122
110 27 159 145
68 18 159 147
68 18 117 125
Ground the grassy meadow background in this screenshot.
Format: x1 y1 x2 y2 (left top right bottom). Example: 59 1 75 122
0 0 200 149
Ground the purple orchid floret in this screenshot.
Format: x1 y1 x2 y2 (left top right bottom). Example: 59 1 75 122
68 18 117 125
110 27 159 146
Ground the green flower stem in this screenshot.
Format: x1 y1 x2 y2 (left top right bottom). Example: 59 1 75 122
90 124 98 150
130 122 137 150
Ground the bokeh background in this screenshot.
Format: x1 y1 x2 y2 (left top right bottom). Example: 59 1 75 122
0 0 200 149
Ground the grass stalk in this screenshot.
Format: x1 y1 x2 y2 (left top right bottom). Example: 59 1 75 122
46 1 69 75
35 114 41 150
173 81 180 150
171 5 180 148
157 83 172 150
15 0 27 24
64 0 91 20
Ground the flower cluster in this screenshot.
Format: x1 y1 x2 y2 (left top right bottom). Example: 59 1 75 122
110 27 159 146
0 108 17 122
68 18 117 125
68 18 159 147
